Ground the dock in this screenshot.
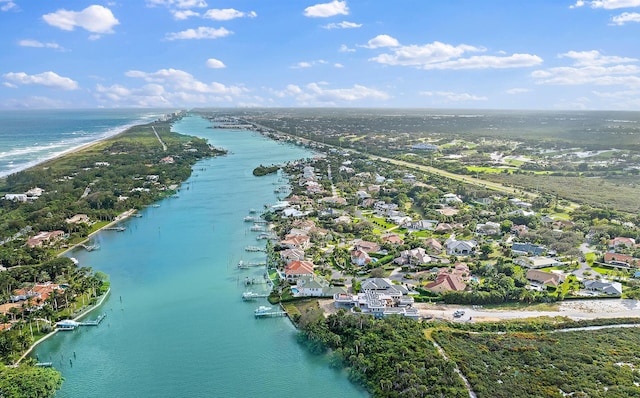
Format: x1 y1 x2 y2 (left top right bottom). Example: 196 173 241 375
245 246 266 252
80 244 100 252
56 313 107 330
238 260 266 269
242 291 269 300
254 306 287 318
104 226 126 232
35 362 53 368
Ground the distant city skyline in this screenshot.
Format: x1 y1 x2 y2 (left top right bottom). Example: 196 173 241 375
1 0 640 110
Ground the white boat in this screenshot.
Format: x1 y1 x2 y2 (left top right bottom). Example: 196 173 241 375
244 216 255 222
56 319 80 330
254 306 272 316
242 292 261 300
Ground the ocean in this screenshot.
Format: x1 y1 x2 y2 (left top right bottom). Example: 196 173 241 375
0 109 168 178
23 113 366 397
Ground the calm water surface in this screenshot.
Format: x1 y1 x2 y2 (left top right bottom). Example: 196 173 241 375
32 115 366 398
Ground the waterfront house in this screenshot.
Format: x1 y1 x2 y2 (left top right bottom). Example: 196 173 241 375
334 278 417 319
279 235 311 250
26 230 65 248
66 214 90 224
280 248 306 262
294 275 347 297
284 260 315 282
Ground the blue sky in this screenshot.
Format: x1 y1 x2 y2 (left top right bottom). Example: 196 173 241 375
1 0 640 110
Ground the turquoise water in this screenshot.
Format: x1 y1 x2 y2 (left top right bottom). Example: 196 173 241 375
32 115 366 398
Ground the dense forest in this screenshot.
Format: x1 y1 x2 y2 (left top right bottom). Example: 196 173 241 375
298 309 640 398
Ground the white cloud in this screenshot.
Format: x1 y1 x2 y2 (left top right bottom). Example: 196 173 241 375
291 60 328 69
306 83 389 102
293 62 313 69
147 0 207 9
166 26 232 40
271 82 388 104
304 0 349 17
367 38 542 70
124 68 245 96
420 91 488 102
334 63 344 68
1 0 16 12
206 58 226 68
323 21 361 29
571 0 640 8
42 5 119 34
532 50 640 86
18 39 62 50
363 34 400 49
3 71 79 90
505 88 531 94
611 11 640 24
173 10 200 20
560 50 637 66
339 44 355 53
420 54 543 70
204 8 256 20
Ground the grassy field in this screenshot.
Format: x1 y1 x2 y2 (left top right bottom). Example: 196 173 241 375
484 173 640 213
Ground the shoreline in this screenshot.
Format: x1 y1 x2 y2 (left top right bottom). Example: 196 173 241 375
0 112 169 180
13 287 111 366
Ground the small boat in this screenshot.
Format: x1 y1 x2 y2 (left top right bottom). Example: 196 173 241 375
56 320 79 330
242 292 261 301
248 208 257 214
254 306 272 316
244 216 255 222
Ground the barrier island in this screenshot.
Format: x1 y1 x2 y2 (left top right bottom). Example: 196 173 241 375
0 114 225 397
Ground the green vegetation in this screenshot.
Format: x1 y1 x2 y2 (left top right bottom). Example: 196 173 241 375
298 311 468 397
252 164 280 176
433 327 640 397
0 117 223 269
0 364 63 398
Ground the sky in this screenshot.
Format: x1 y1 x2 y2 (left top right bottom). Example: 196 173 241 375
1 0 640 110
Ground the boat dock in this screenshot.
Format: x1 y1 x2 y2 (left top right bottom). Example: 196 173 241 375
242 291 269 300
238 260 266 269
80 244 100 252
254 306 287 318
104 226 126 232
35 362 53 368
244 246 266 252
56 313 107 330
